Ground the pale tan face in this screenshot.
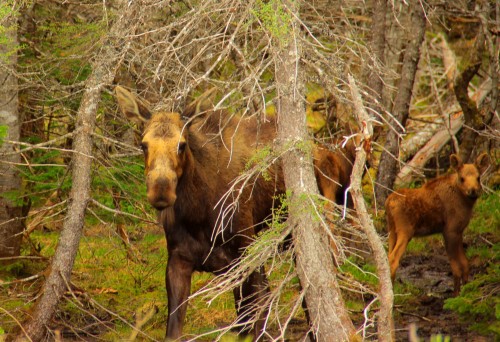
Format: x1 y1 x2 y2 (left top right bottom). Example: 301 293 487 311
456 164 482 199
141 112 188 210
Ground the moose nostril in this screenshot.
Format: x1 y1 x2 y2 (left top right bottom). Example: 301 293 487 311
147 176 178 209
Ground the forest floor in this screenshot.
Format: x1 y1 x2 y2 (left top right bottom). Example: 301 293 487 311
0 232 496 342
392 252 492 342
1 193 497 341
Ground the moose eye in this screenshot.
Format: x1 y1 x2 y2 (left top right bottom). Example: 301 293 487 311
460 177 465 183
178 142 187 154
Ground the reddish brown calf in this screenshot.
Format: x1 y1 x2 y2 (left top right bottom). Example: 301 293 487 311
385 153 489 295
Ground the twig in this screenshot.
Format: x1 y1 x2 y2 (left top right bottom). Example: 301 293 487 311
396 308 432 322
0 274 43 286
0 307 33 342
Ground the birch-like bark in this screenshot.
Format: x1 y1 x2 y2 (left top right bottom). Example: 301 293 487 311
274 1 356 340
15 2 142 340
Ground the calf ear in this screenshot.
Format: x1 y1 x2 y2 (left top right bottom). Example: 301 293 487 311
115 86 152 123
450 154 463 170
475 152 490 174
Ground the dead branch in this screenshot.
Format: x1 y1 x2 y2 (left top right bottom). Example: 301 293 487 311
396 79 493 186
348 74 394 342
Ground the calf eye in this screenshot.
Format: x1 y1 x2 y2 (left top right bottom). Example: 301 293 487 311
178 142 187 154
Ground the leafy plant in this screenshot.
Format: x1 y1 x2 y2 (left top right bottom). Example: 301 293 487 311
444 263 499 337
0 125 7 145
251 0 292 45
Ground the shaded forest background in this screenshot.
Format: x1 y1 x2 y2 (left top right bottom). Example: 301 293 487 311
0 0 499 341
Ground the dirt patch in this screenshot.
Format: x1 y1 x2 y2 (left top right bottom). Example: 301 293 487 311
393 253 493 341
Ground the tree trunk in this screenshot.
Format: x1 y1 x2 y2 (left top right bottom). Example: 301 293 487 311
0 7 24 259
366 0 387 139
375 0 427 205
273 2 356 340
15 2 140 340
454 1 486 162
348 75 394 341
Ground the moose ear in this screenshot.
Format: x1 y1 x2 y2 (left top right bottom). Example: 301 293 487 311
475 152 490 174
182 87 217 118
450 154 463 170
115 86 152 123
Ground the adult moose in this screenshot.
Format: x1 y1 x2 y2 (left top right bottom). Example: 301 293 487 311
115 86 288 340
385 153 490 295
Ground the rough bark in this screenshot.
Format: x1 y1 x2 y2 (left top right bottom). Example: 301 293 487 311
375 0 427 206
274 2 356 340
366 0 387 139
348 74 394 341
14 2 140 340
0 7 24 259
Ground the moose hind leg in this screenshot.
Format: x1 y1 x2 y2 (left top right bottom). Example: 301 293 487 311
444 231 468 295
233 266 269 339
388 229 412 283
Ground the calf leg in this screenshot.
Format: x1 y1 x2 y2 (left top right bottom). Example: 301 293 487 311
166 255 194 340
443 231 468 296
233 266 269 340
388 229 412 283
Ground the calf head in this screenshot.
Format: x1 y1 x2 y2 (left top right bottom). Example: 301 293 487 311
115 86 188 210
450 153 490 199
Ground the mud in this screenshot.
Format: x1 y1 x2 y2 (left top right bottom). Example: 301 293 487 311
393 253 493 342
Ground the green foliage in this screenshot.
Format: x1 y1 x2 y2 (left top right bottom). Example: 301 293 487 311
467 192 500 236
0 125 8 145
20 149 71 206
19 6 106 88
0 2 19 60
244 145 274 181
251 0 292 45
0 261 25 276
430 334 451 342
220 334 253 342
444 263 499 336
339 258 378 287
90 156 147 224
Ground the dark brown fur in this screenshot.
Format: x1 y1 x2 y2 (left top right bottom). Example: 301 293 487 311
115 86 357 340
313 138 358 207
116 86 287 340
385 153 489 295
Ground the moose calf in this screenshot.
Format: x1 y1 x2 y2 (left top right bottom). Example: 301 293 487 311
385 153 489 295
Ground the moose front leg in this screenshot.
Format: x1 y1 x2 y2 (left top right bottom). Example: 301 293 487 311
165 254 194 340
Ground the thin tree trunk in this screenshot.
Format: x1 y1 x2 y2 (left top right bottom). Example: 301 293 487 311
0 7 24 259
274 2 356 340
366 0 387 139
15 3 141 340
454 1 486 162
348 75 394 342
375 0 427 205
